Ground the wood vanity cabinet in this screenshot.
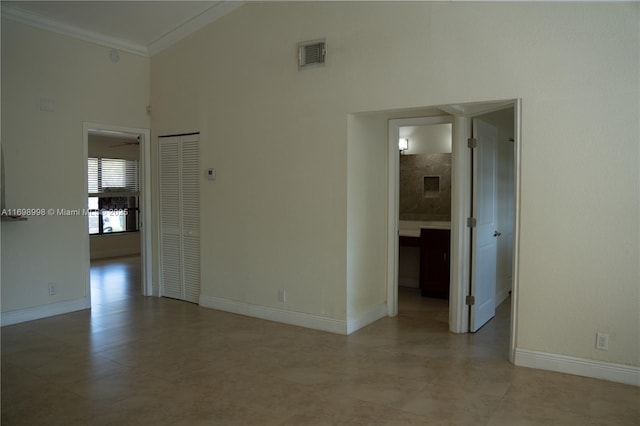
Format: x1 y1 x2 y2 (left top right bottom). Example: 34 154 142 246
419 229 451 299
399 235 420 247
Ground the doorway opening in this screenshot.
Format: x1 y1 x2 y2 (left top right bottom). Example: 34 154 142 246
468 108 516 333
387 99 520 361
83 123 153 308
392 116 454 328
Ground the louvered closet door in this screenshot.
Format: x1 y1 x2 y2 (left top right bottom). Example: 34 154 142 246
180 135 200 303
158 134 200 303
159 137 182 300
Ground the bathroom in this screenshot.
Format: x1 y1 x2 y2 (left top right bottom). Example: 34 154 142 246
397 121 453 298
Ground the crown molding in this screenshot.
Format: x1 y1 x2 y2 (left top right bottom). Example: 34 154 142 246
148 1 243 56
1 2 243 57
1 5 149 56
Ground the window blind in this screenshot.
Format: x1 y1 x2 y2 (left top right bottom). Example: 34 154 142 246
88 158 139 196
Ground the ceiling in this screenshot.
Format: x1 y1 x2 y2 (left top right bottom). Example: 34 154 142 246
1 1 243 56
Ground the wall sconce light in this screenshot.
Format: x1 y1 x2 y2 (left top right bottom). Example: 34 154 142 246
399 138 409 153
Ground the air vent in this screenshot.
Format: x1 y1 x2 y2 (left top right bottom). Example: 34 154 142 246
298 39 326 70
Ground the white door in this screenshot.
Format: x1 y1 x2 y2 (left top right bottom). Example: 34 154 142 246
159 134 200 303
180 135 201 303
470 119 498 332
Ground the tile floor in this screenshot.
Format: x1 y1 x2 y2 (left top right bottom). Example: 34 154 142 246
2 256 638 425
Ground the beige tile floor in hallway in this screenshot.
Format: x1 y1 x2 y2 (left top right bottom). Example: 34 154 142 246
2 256 638 425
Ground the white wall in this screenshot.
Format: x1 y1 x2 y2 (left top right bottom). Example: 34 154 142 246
88 135 140 161
90 233 140 260
347 113 388 329
1 19 149 320
150 2 639 367
346 109 443 330
151 5 351 325
400 124 452 155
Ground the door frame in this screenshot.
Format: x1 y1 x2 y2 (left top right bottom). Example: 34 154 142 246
386 99 521 362
82 122 153 301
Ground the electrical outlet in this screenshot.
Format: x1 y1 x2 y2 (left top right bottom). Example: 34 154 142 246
277 289 286 303
596 332 609 351
48 282 57 296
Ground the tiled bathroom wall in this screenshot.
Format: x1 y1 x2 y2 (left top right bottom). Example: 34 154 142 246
399 153 451 221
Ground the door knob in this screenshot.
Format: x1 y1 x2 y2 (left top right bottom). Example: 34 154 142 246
493 230 502 237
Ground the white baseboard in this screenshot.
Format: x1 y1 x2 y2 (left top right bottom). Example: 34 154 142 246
347 303 388 335
199 295 347 335
515 348 640 387
1 298 90 326
90 248 141 260
496 287 511 306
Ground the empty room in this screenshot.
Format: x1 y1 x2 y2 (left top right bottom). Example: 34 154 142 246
1 1 638 425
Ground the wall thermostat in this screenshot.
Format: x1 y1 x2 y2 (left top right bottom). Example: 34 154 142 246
206 168 216 180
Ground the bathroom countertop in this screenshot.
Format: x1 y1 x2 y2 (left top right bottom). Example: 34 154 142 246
398 220 451 237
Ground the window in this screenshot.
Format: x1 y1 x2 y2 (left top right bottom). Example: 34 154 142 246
88 157 139 235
